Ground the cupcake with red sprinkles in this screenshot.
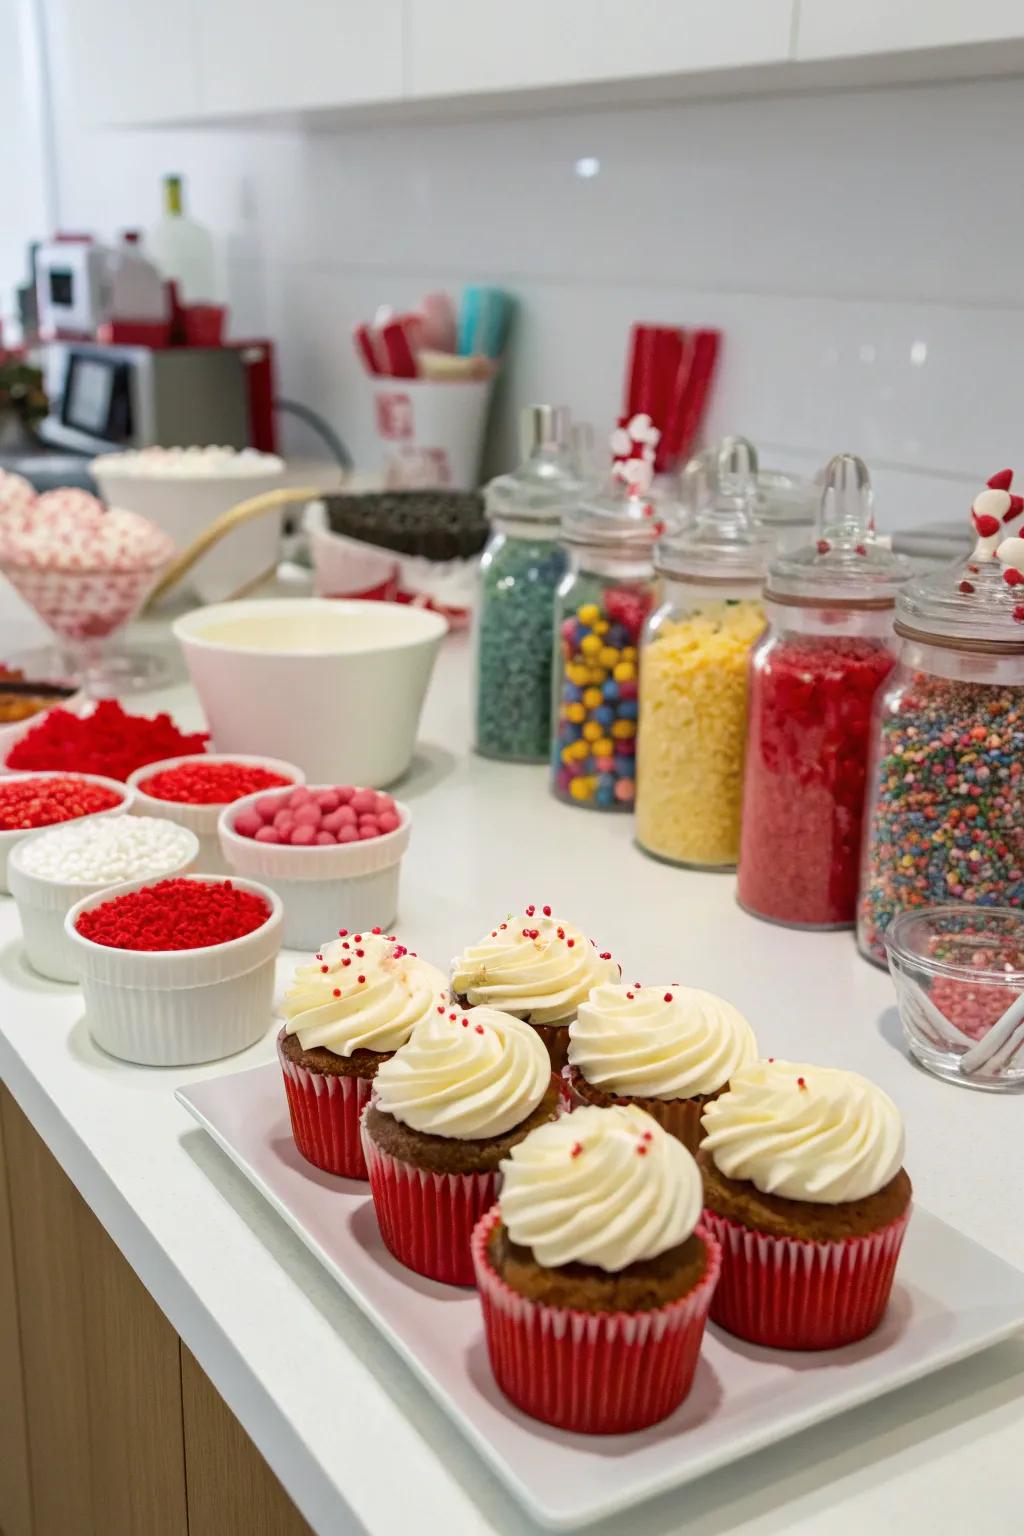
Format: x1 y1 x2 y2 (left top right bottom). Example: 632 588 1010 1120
278 929 448 1179
451 906 618 1071
698 1060 912 1350
472 1104 720 1433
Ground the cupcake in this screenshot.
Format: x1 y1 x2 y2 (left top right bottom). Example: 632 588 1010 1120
450 904 617 1070
565 983 757 1151
278 928 447 1180
698 1059 912 1350
361 1005 559 1286
472 1104 721 1433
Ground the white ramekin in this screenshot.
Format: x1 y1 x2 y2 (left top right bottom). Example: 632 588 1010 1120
64 872 283 1066
0 772 134 894
8 824 200 983
217 789 411 950
126 753 304 874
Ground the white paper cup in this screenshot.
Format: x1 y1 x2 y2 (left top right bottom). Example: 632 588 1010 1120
9 824 200 983
369 378 493 491
126 754 304 874
0 772 133 894
218 790 411 950
65 872 283 1065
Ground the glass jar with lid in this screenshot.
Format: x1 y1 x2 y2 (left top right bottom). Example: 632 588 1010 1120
737 454 911 929
682 444 817 552
635 437 774 867
551 418 683 810
475 405 582 762
857 470 1024 965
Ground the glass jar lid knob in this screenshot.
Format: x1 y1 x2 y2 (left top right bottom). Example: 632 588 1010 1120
817 452 874 551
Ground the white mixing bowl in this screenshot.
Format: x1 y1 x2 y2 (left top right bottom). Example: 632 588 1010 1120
174 598 447 786
91 453 287 603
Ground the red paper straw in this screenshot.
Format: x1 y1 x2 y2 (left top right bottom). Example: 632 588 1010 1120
672 329 722 464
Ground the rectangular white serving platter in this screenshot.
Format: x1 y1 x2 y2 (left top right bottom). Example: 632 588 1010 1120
177 1062 1024 1532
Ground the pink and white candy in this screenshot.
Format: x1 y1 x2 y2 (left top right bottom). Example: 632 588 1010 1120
970 469 1024 561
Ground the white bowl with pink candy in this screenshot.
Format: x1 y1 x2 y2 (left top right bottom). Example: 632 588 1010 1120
217 783 410 950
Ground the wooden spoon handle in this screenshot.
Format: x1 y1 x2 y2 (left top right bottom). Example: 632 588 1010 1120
146 486 321 606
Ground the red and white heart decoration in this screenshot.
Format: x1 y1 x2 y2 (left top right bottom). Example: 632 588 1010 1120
971 468 1024 560
610 413 660 496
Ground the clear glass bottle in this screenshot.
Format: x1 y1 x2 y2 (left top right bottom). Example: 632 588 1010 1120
858 482 1024 964
738 455 911 929
475 406 581 762
636 437 774 867
551 472 682 810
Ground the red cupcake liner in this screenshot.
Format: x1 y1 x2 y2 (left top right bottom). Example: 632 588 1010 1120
361 1125 498 1287
471 1206 721 1434
702 1204 911 1350
561 1066 705 1153
277 1031 373 1180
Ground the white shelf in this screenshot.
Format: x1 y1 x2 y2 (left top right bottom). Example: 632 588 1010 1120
1 611 1023 1535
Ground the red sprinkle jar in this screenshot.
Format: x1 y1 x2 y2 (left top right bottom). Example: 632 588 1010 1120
738 455 910 929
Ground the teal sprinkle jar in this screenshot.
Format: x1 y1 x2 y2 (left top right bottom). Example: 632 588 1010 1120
474 407 582 762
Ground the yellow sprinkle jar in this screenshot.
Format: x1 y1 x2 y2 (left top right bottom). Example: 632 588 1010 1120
635 438 774 869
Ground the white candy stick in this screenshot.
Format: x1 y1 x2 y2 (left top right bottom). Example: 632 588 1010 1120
959 989 1024 1076
902 974 977 1048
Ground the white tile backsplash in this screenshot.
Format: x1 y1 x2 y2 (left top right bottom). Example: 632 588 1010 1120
31 0 1024 531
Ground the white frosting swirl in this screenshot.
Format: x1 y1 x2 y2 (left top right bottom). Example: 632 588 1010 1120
372 1006 551 1138
499 1104 702 1271
569 983 756 1098
451 911 617 1026
700 1059 905 1203
283 932 447 1056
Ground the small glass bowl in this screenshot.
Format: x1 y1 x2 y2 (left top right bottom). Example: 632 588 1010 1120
885 905 1024 1091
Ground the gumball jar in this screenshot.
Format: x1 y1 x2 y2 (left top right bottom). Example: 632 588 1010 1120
635 437 774 868
551 415 683 811
737 454 910 930
857 469 1024 966
475 406 582 763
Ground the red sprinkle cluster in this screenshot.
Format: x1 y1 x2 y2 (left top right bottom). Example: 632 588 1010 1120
233 784 400 847
6 700 207 781
139 761 292 805
0 775 121 830
75 877 270 952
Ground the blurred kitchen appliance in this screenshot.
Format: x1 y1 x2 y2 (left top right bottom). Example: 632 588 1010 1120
35 235 169 343
36 342 249 455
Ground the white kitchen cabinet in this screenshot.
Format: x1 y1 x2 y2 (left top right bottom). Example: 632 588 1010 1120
61 0 203 126
195 0 404 115
407 0 793 98
796 0 1024 59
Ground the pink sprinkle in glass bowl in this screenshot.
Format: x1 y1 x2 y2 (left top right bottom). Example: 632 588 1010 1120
885 905 1024 1091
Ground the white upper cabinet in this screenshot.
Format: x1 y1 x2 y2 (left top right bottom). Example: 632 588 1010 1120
407 0 793 97
62 0 203 125
195 0 404 115
796 0 1024 59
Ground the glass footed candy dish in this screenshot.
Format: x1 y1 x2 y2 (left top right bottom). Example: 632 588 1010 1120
0 488 173 695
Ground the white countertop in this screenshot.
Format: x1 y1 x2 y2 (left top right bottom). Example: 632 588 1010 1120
1 610 1023 1536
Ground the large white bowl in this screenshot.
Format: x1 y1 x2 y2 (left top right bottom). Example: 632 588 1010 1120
173 598 447 786
90 458 286 603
